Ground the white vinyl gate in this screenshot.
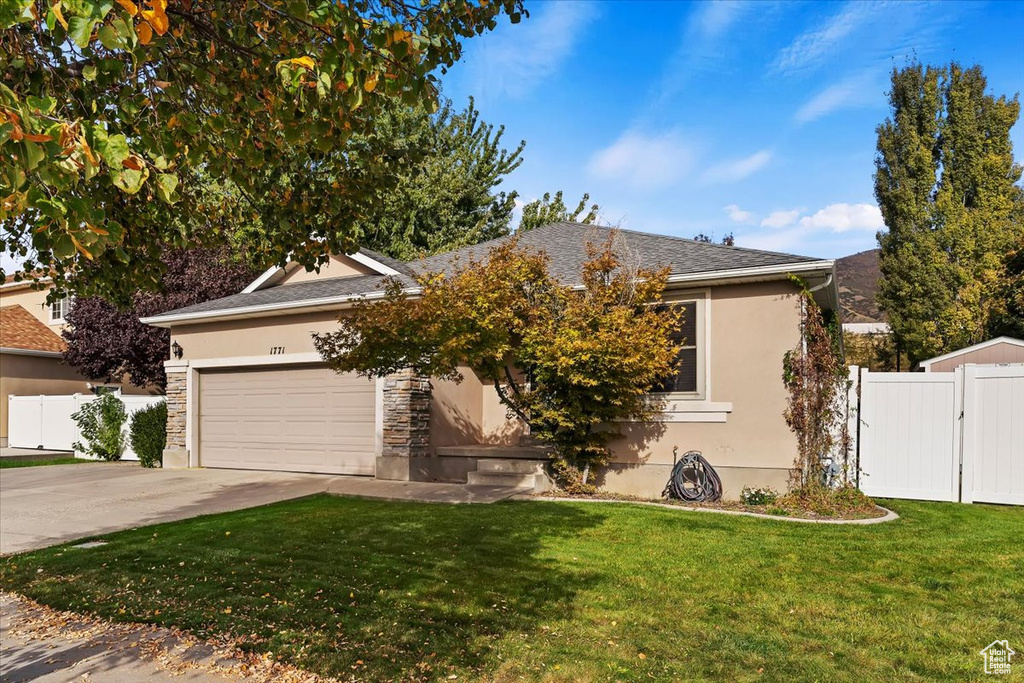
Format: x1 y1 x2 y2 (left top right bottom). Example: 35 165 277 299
7 393 166 461
857 364 1024 505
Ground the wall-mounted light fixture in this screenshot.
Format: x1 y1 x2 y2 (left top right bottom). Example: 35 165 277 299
171 341 184 359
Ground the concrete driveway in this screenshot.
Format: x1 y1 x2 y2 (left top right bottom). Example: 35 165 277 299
0 463 523 555
0 463 344 555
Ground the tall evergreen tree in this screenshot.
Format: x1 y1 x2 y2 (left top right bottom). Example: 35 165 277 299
518 191 600 232
352 98 525 260
874 62 1023 363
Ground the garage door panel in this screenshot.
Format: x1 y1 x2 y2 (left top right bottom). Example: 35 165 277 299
198 365 376 475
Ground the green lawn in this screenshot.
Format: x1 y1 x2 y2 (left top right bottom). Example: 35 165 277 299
0 456 92 468
2 496 1021 682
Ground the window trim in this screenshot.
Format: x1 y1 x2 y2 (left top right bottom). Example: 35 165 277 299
649 289 710 402
49 296 70 323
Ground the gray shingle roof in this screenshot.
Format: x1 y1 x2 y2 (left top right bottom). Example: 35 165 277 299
152 273 416 318
413 222 822 281
150 223 828 321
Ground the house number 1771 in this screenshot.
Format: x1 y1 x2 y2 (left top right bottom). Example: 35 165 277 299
269 346 285 355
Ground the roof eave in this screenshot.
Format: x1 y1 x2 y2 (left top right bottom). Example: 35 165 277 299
0 346 64 358
140 287 424 328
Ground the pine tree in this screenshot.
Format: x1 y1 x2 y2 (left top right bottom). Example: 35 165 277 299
352 98 525 260
875 62 1024 363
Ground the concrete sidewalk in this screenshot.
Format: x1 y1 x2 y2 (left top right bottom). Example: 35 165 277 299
1 463 523 555
0 593 315 683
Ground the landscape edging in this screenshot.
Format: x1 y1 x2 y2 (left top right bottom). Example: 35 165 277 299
514 495 900 525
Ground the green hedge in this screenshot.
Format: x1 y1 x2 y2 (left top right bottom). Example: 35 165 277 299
130 402 167 468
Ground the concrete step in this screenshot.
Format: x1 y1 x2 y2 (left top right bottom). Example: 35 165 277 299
466 471 537 489
435 445 550 460
476 458 547 475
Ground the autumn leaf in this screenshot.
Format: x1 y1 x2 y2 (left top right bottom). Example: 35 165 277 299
140 0 169 35
50 2 68 30
364 72 378 92
116 0 139 16
137 21 153 44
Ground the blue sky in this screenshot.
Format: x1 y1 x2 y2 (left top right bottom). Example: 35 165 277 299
440 0 1024 259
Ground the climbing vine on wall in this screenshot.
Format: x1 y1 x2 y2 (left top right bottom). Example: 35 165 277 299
782 282 852 491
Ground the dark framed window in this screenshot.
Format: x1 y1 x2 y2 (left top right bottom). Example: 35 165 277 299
655 300 699 394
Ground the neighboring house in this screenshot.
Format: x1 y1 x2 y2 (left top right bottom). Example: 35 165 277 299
919 336 1024 373
0 303 92 447
0 278 151 448
141 222 839 498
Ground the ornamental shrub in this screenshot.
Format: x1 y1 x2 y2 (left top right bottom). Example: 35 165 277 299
72 393 127 461
130 402 167 468
740 486 779 506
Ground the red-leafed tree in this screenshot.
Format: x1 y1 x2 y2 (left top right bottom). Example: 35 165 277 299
62 248 258 390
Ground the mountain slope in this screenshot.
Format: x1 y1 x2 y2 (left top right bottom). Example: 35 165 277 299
836 249 884 323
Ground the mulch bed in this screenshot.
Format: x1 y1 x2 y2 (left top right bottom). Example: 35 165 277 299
529 491 888 521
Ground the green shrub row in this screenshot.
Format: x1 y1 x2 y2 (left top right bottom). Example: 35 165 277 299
72 396 166 468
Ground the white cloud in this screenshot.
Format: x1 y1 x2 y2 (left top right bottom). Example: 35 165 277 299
798 203 884 232
462 3 598 100
724 204 754 223
772 2 873 74
701 149 773 184
587 129 696 190
760 209 803 229
795 71 880 123
693 0 748 41
741 202 884 254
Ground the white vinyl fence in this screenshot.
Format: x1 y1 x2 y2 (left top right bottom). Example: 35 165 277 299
7 393 166 461
856 364 1024 505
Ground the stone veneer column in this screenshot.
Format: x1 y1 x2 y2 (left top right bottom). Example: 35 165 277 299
162 366 189 468
375 368 431 480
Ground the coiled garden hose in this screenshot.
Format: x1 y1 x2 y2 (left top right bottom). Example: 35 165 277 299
662 449 723 503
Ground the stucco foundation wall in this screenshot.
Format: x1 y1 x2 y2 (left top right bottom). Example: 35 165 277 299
0 353 91 443
600 463 791 500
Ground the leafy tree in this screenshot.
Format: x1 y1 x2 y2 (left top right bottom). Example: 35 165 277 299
989 246 1024 339
693 232 735 246
313 237 682 489
874 61 1024 363
62 247 259 389
72 392 127 461
518 191 599 232
1 0 524 301
352 98 524 260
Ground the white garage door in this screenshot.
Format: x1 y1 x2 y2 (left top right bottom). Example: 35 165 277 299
199 365 376 475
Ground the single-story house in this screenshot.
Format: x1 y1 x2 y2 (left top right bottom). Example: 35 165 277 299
919 336 1024 373
141 222 839 498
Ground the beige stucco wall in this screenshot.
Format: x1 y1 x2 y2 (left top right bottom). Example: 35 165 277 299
0 283 62 332
278 255 376 285
170 310 343 359
0 353 91 443
429 279 803 495
166 277 804 497
928 341 1024 372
